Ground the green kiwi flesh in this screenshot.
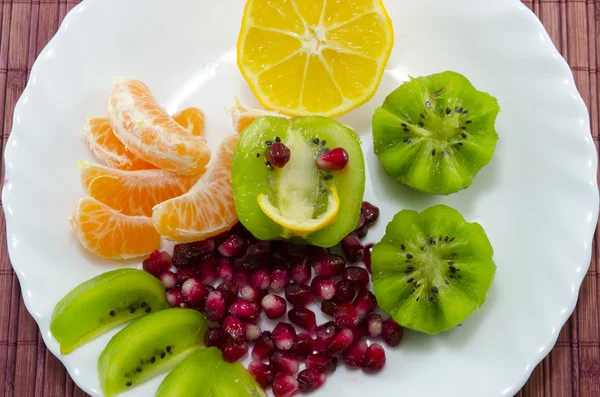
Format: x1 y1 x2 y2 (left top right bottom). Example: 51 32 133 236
371 205 496 334
50 268 169 354
372 71 499 195
98 308 208 397
156 347 267 397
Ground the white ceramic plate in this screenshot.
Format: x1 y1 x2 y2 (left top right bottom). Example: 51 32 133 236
3 0 598 396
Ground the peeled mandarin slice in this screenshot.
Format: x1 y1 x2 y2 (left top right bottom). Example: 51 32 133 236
172 107 206 137
80 162 199 217
108 78 211 175
71 197 161 260
230 98 283 133
152 135 239 243
237 0 394 117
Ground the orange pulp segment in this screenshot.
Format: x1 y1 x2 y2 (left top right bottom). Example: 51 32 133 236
173 107 206 137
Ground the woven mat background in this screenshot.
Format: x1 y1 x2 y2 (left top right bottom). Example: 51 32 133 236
0 0 597 396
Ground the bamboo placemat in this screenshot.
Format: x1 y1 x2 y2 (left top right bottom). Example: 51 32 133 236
0 0 598 396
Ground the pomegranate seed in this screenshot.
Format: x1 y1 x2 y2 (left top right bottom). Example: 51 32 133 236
242 241 272 269
252 331 275 361
289 333 315 359
361 201 380 227
343 340 368 368
362 343 386 373
271 351 300 375
311 277 337 301
334 303 360 328
287 243 308 258
232 266 250 287
165 287 185 307
356 224 368 239
290 257 311 284
250 267 271 290
240 285 266 302
334 279 356 303
350 323 367 343
343 266 370 289
176 267 197 285
317 147 349 171
181 278 208 306
305 353 336 374
272 322 296 351
261 294 287 319
216 257 233 280
354 288 377 320
230 222 252 239
229 299 260 322
222 315 246 346
382 318 404 347
356 212 366 230
245 323 262 342
268 142 292 168
285 283 314 306
205 291 227 321
270 266 290 292
142 250 172 276
308 246 330 260
363 243 374 273
218 235 247 257
313 254 346 277
288 307 317 333
198 254 217 285
315 322 337 352
366 313 383 337
328 328 353 356
321 300 337 317
248 361 275 387
205 326 227 349
172 240 215 267
222 342 248 363
272 374 299 397
216 280 239 304
341 233 364 263
159 271 177 289
298 369 326 392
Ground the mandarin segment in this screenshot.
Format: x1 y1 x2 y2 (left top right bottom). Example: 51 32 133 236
172 107 206 137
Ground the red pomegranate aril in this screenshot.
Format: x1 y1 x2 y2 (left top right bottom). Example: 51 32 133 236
159 271 177 289
242 241 272 270
290 333 315 359
229 299 260 322
382 318 404 347
305 353 336 374
165 287 185 307
298 369 326 392
308 246 330 260
252 331 275 361
142 250 172 276
328 328 353 356
205 291 227 322
271 351 300 375
172 240 215 267
315 322 338 352
218 234 247 258
245 323 262 342
317 147 349 171
216 280 239 304
321 300 337 317
181 278 208 306
270 266 290 292
248 361 275 388
222 315 246 346
361 201 380 227
341 233 364 263
290 257 311 284
285 283 314 306
288 307 317 333
268 142 292 168
222 342 248 363
354 288 377 320
311 277 337 301
313 254 346 278
261 294 287 319
343 266 370 289
272 322 296 351
198 254 217 285
272 374 299 397
334 279 356 303
356 224 368 239
240 285 266 302
334 303 360 328
366 313 383 338
205 326 227 349
343 340 368 368
175 267 197 285
232 267 251 288
350 323 367 343
216 257 233 281
250 267 271 290
362 343 386 373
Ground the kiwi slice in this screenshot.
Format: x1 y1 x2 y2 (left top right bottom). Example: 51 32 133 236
98 308 208 397
372 71 499 195
156 347 267 397
50 268 169 354
371 205 496 334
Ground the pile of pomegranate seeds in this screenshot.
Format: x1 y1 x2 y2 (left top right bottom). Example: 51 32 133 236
143 201 403 396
